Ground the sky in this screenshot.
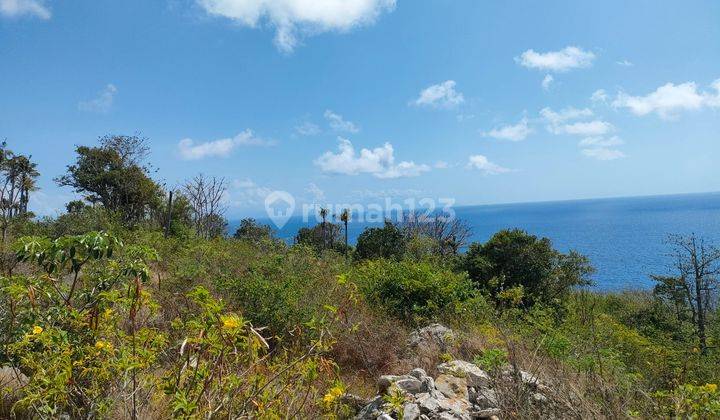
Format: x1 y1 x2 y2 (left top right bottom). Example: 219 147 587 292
1 0 719 218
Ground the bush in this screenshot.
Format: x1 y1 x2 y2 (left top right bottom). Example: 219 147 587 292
354 221 405 261
0 232 166 417
462 229 594 306
233 217 274 243
352 259 489 325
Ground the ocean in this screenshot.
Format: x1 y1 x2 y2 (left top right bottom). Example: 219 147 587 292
232 192 720 291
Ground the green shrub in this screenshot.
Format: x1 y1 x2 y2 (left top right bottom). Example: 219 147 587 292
354 221 405 261
352 259 489 325
653 383 720 418
0 232 166 417
474 348 508 372
462 229 594 306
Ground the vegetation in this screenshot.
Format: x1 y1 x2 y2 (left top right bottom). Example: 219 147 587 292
0 137 718 418
354 221 405 261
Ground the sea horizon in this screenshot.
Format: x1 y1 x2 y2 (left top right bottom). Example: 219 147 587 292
230 190 720 292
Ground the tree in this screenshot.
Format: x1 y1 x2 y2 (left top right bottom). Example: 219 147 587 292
295 222 345 253
0 142 40 242
98 133 150 167
55 135 161 223
234 218 274 243
462 229 594 306
152 190 193 238
182 174 227 239
652 234 720 354
319 207 329 249
355 221 406 261
402 212 472 257
338 209 350 255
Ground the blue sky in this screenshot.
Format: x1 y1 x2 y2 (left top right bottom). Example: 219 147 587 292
1 0 719 218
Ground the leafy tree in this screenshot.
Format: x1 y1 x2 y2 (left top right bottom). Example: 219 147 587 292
65 199 89 214
354 221 405 261
295 222 346 253
234 218 274 243
55 135 162 223
462 229 594 306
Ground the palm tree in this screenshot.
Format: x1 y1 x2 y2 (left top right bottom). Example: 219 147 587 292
14 155 39 216
339 208 350 255
319 207 328 249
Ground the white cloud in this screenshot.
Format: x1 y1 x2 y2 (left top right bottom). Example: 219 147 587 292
178 129 274 160
482 117 532 142
434 161 449 169
314 137 430 179
551 120 614 136
197 0 396 53
616 59 633 67
0 0 50 19
581 148 626 161
305 182 325 201
516 46 595 72
78 84 117 113
350 188 424 200
295 121 321 136
540 106 612 136
539 107 593 125
412 80 464 109
709 79 720 107
324 109 359 133
225 178 273 207
591 89 608 103
542 74 554 90
612 80 720 119
467 155 511 175
578 135 624 147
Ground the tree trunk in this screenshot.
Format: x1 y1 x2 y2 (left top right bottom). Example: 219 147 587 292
694 269 707 354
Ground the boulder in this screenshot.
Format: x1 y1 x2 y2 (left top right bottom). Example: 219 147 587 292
435 374 468 400
437 360 491 388
407 324 456 352
403 402 421 420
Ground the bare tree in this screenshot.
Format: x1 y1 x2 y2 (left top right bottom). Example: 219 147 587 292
653 234 720 354
98 134 150 167
182 174 227 239
402 211 472 256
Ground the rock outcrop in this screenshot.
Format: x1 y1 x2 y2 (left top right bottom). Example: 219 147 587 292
354 359 550 419
353 324 554 419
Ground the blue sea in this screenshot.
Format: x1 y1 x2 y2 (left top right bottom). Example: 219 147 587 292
232 192 720 291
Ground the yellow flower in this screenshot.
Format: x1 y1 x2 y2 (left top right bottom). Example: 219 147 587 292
95 340 113 351
221 315 241 331
322 384 345 406
705 383 718 393
32 325 43 335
